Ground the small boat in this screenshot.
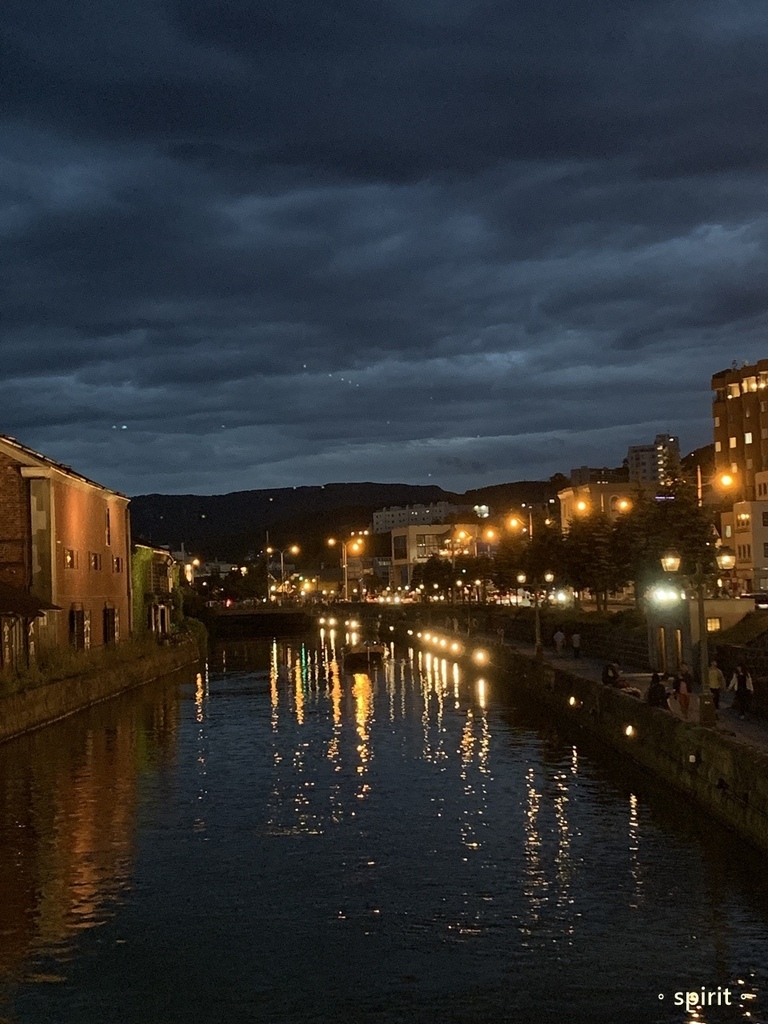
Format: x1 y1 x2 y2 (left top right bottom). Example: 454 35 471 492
341 640 388 672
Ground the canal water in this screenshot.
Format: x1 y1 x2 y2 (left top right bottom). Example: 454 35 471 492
0 633 766 1024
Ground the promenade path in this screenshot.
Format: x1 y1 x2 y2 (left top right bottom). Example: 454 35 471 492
476 631 768 754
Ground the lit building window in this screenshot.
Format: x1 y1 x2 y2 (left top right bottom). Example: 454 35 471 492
64 549 77 569
706 618 722 633
745 432 753 444
729 437 737 448
715 441 722 452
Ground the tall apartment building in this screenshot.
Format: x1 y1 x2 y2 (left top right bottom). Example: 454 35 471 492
627 434 680 485
372 502 466 534
712 360 768 501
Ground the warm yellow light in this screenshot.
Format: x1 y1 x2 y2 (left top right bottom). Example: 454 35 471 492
716 547 736 571
473 649 488 664
720 473 734 488
624 725 635 738
290 544 300 555
509 517 521 529
617 499 631 512
517 572 526 584
544 571 554 583
660 551 681 573
576 500 588 512
484 529 496 540
327 537 337 547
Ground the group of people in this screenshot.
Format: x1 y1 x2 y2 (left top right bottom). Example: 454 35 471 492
645 659 754 720
552 628 581 658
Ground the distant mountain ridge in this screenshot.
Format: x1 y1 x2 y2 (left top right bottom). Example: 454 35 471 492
130 479 558 559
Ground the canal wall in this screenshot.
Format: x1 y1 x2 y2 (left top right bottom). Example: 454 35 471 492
485 640 768 856
0 638 201 744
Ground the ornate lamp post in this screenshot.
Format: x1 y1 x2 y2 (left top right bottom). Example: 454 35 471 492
328 537 364 601
266 544 300 603
661 548 735 726
516 571 555 660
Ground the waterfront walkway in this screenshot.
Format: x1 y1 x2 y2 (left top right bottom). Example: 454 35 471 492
485 634 768 754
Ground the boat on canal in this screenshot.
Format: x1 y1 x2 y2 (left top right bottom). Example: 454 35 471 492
341 639 388 672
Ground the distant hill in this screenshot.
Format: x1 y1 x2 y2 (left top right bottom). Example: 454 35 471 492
130 479 558 560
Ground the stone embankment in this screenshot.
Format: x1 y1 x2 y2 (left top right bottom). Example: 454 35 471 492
0 637 201 744
470 636 768 856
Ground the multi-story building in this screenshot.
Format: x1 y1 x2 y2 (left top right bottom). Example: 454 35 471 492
557 476 655 532
132 544 179 636
712 360 768 501
0 435 132 663
389 523 490 588
627 434 681 485
372 502 469 534
718 469 768 593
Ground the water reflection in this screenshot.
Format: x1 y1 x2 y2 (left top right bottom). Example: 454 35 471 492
2 640 768 1024
0 679 184 980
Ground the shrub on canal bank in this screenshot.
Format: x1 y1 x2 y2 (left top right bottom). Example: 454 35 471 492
0 620 207 699
179 615 208 658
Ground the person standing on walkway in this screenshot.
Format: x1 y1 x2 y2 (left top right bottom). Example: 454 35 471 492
673 671 692 719
553 628 565 655
647 672 668 708
571 632 581 658
707 659 726 710
728 664 754 719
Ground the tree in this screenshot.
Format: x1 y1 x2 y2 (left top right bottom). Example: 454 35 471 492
561 511 617 612
410 555 454 596
613 483 718 601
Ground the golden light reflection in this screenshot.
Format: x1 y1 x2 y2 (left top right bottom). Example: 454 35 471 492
628 792 643 908
523 766 549 927
352 673 373 791
293 652 305 726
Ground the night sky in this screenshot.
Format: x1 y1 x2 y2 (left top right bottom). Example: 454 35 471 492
3 0 764 496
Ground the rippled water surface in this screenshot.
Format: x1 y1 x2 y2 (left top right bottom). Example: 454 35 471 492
1 636 767 1024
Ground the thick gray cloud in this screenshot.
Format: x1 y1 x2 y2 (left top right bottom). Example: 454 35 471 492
2 0 766 494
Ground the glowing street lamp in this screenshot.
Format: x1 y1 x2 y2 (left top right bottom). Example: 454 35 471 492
328 536 364 601
518 570 554 659
660 548 736 725
266 544 300 602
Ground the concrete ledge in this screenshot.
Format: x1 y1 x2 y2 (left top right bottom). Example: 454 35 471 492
0 639 201 744
476 641 768 856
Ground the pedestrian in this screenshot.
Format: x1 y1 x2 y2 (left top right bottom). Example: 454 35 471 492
707 659 726 711
728 664 754 719
571 632 581 658
678 661 695 692
647 671 668 708
553 628 566 655
672 671 692 719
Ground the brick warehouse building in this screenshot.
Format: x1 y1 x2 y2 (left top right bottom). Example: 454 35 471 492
0 435 132 666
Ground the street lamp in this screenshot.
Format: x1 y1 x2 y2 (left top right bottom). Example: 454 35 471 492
516 571 554 659
266 544 300 603
328 536 364 601
661 548 736 726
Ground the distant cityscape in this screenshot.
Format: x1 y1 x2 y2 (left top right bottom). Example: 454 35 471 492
2 358 767 673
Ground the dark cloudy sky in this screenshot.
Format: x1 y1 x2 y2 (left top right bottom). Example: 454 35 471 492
2 0 765 495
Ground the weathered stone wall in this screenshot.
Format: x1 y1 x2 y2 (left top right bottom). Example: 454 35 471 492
485 641 768 856
0 638 200 744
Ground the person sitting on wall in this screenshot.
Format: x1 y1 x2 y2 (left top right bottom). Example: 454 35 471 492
647 671 668 708
601 661 642 698
602 661 621 686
